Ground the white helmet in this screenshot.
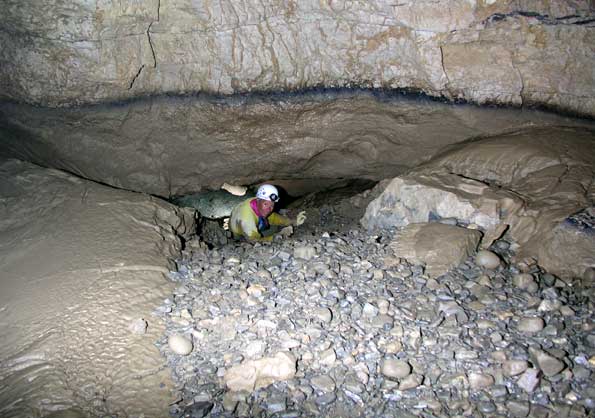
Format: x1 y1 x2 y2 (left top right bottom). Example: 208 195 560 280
256 184 280 202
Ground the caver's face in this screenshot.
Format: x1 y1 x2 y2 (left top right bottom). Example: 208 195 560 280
257 198 274 217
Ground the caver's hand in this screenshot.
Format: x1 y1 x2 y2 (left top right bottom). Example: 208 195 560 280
295 211 307 226
222 218 230 230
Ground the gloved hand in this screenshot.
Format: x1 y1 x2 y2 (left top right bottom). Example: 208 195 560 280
222 218 230 231
279 225 294 238
295 211 307 226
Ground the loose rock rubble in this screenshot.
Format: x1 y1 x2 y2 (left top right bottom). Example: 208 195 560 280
155 227 595 417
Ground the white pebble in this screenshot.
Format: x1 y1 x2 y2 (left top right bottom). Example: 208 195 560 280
475 250 501 269
312 307 333 323
168 334 193 355
381 358 411 379
129 318 148 335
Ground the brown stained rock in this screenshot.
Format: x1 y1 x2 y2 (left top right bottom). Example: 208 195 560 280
390 223 482 278
0 158 195 417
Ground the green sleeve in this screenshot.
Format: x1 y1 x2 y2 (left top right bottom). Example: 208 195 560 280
268 212 292 227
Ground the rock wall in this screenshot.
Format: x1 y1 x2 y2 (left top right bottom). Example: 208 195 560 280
1 93 591 198
0 158 195 417
361 126 595 279
1 1 593 116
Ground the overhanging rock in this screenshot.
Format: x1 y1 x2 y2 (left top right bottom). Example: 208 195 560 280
362 127 595 279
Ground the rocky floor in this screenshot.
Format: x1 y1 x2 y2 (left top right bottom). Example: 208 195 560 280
155 219 595 417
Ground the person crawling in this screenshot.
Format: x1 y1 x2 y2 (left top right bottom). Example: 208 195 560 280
229 184 306 241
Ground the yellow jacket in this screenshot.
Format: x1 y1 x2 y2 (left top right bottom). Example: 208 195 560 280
230 198 292 241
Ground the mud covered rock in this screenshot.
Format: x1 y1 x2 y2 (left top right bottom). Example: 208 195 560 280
0 158 194 417
390 223 482 278
362 127 595 279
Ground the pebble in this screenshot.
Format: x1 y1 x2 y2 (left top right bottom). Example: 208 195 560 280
319 348 336 367
381 358 411 379
398 373 423 390
157 228 595 418
128 318 148 334
312 307 333 323
516 368 540 393
294 245 317 260
168 334 193 355
468 372 495 390
517 317 545 333
507 400 530 417
529 347 566 377
475 250 501 269
310 375 336 393
513 273 538 292
502 360 529 376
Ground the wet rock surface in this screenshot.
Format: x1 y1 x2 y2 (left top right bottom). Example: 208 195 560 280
0 158 196 417
157 227 595 417
2 93 592 199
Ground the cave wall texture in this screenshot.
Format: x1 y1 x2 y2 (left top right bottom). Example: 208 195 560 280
0 0 594 197
0 2 594 416
1 0 594 116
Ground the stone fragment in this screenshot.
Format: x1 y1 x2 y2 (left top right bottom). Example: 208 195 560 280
381 358 411 379
225 352 297 392
312 307 333 323
502 360 529 377
362 303 379 317
168 334 193 356
244 341 266 358
294 245 317 260
468 372 495 390
377 299 390 314
529 347 566 377
319 348 337 368
516 368 540 393
362 173 516 247
128 318 148 335
507 400 530 417
513 273 538 292
559 306 575 316
538 299 561 312
310 375 336 393
390 223 482 278
517 317 545 333
369 314 394 329
246 284 266 297
221 392 238 412
475 251 501 269
398 373 423 390
221 183 247 196
477 401 496 414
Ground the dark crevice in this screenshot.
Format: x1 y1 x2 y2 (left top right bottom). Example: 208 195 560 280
128 65 145 90
147 0 160 68
147 24 157 68
485 11 595 26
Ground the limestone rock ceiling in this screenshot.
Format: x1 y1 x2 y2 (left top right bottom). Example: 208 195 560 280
1 93 593 198
0 0 593 117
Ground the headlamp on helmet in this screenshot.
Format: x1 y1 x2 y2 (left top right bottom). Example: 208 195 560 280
256 184 280 202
